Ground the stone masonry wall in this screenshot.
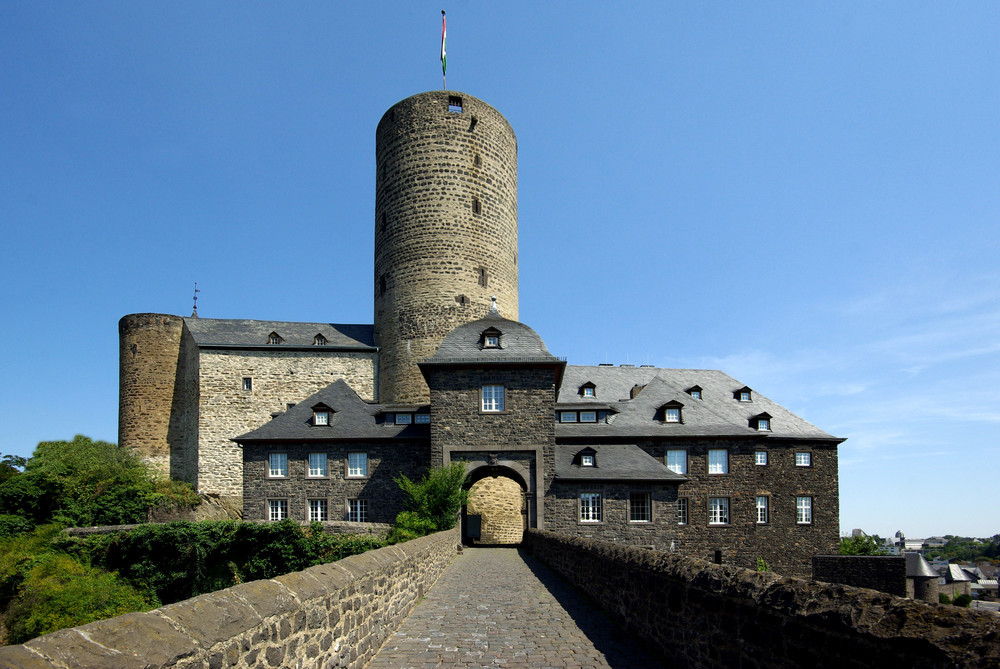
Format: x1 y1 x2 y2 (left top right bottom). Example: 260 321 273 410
467 476 524 544
196 349 377 497
523 530 1000 669
374 91 519 404
0 528 458 669
812 555 906 598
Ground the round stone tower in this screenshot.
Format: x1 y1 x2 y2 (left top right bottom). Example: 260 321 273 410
374 90 519 404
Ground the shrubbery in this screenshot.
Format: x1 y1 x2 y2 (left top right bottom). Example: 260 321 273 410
387 463 468 543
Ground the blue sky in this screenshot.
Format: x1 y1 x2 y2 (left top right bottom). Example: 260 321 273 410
3 3 998 539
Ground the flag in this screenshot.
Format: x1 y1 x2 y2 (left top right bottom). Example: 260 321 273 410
440 11 447 77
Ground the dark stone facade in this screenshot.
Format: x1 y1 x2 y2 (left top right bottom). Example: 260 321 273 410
812 555 907 597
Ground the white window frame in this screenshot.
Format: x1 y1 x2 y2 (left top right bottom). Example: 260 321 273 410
664 407 681 423
484 334 500 348
395 413 412 424
666 450 687 475
579 411 597 423
347 452 368 478
755 451 768 466
481 385 505 412
560 411 578 423
583 386 595 398
756 496 769 524
795 452 812 467
268 453 288 478
314 411 329 426
629 492 652 523
307 452 328 478
708 497 730 525
677 497 689 525
347 498 368 523
580 493 602 523
580 453 595 467
757 417 770 431
309 499 328 522
690 390 702 400
740 391 751 402
242 377 253 392
796 496 813 524
268 499 288 522
708 449 728 475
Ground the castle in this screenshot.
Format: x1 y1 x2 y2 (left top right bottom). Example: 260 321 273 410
119 90 842 576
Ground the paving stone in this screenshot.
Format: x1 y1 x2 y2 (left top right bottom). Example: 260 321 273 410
368 546 661 668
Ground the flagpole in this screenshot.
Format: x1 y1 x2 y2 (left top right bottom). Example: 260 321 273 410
441 10 447 90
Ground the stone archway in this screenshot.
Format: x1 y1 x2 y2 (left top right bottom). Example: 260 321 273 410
465 468 525 545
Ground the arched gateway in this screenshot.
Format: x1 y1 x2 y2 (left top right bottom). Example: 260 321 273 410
463 465 527 545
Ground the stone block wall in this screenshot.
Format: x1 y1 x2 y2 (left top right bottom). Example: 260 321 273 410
467 476 524 544
523 530 1000 668
0 528 458 669
812 555 906 597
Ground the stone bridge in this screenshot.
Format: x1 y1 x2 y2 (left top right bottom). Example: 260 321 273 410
1 529 998 668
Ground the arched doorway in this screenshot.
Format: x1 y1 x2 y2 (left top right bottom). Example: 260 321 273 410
463 465 526 545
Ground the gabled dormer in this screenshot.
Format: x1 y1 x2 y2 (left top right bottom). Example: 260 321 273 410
579 382 596 398
267 331 283 345
574 447 598 468
750 412 772 431
686 385 703 400
311 403 335 426
656 400 684 423
313 333 327 346
480 326 503 349
734 386 753 402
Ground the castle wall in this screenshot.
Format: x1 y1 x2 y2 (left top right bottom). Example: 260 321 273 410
375 91 519 404
196 349 377 497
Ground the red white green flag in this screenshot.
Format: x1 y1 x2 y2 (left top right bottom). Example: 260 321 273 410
440 11 447 79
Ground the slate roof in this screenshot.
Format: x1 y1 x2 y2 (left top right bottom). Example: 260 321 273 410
420 310 563 366
185 318 376 349
906 553 938 578
554 444 687 482
234 379 425 442
555 365 840 442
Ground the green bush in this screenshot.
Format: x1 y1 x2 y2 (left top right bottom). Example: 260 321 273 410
390 463 469 542
0 514 34 540
939 592 952 604
953 593 973 608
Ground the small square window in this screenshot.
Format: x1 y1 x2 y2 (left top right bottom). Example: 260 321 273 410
580 493 602 522
795 452 812 467
708 449 728 475
482 385 504 412
307 452 328 478
664 408 681 423
755 451 768 466
677 497 689 525
448 95 463 113
309 499 328 522
314 411 329 426
579 411 597 423
268 333 281 345
268 453 287 478
756 496 769 524
757 417 770 431
581 453 595 467
347 452 368 478
242 377 253 392
582 386 595 398
395 413 412 425
560 411 578 423
691 390 702 399
796 496 813 524
268 499 288 522
740 391 751 402
484 334 499 348
313 334 327 346
709 497 730 525
384 413 395 424
629 492 651 523
666 450 687 475
415 413 430 424
347 499 368 523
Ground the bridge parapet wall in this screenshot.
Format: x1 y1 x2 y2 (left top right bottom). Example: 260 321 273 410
523 529 1000 668
0 528 458 669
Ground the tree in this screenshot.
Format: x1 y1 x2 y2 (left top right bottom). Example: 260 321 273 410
0 454 25 484
839 534 888 556
388 463 469 542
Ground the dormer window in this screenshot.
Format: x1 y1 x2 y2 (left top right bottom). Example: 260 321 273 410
581 454 595 467
658 401 684 423
313 334 327 346
751 412 772 431
312 404 333 426
579 382 596 398
686 385 703 400
268 332 282 345
734 386 752 402
481 327 502 349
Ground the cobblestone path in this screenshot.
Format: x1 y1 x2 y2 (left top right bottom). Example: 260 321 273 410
367 547 661 669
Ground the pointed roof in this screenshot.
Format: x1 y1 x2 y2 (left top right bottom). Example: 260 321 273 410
233 379 426 442
184 318 375 350
420 307 564 366
554 444 686 482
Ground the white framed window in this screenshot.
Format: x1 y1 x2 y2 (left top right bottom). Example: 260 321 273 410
583 386 595 398
708 449 728 475
307 452 328 478
314 411 330 426
268 453 287 478
629 492 651 523
268 499 288 522
309 499 328 522
677 497 688 525
708 497 730 525
482 385 505 412
268 333 281 345
579 411 597 423
395 413 412 425
560 411 578 423
795 452 812 467
757 417 770 431
580 453 595 467
755 451 768 466
484 334 499 348
664 408 681 423
740 391 751 402
347 452 368 478
796 496 813 524
690 389 702 399
756 496 769 524
415 413 430 424
347 499 368 523
666 450 687 475
313 334 327 346
242 377 253 392
580 493 602 522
